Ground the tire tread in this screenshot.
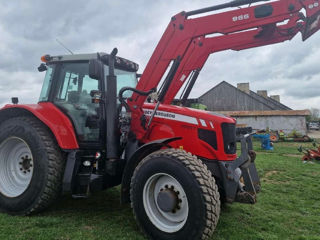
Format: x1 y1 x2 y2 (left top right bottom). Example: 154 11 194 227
3 116 65 215
130 148 220 240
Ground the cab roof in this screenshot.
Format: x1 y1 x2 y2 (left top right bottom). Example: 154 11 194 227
42 52 139 72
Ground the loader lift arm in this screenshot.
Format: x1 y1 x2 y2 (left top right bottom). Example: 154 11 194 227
128 0 320 139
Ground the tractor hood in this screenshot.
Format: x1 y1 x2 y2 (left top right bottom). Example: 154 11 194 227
142 103 237 161
142 103 236 127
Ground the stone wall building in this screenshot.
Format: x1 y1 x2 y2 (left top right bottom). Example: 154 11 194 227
216 110 310 135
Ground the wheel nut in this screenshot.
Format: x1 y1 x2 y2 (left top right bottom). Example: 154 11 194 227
30 164 33 167
83 160 91 167
23 171 26 174
19 162 22 165
27 170 30 172
20 168 23 171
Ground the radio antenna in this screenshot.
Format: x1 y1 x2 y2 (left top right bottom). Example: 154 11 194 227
56 38 74 55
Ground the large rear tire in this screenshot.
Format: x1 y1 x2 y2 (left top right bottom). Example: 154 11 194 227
130 149 220 240
0 117 65 215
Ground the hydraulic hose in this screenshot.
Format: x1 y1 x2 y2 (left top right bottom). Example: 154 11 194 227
118 87 156 112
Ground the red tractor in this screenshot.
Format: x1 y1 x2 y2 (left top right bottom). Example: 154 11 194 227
0 0 319 239
298 142 320 161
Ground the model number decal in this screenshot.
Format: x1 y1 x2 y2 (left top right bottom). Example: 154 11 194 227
232 14 250 22
143 109 198 125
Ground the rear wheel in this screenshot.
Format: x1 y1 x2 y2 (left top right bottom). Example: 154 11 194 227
0 117 65 215
130 149 220 240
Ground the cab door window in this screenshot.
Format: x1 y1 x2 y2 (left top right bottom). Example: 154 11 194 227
54 62 101 142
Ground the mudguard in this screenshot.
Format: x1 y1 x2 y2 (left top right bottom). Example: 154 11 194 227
0 102 79 149
120 137 181 203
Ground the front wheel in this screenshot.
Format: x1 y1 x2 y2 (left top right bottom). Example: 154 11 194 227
130 149 220 240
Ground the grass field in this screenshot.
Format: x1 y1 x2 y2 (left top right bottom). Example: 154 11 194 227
0 141 319 240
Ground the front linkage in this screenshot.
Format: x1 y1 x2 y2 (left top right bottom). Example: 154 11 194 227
204 127 260 204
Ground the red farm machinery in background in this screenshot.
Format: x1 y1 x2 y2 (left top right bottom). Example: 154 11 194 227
299 142 320 162
0 0 320 239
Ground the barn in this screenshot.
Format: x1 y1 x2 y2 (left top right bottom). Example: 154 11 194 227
183 81 310 135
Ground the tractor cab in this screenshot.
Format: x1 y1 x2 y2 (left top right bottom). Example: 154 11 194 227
38 53 139 145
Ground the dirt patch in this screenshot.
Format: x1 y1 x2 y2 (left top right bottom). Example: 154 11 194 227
261 170 289 184
283 154 301 158
265 170 279 178
308 130 320 139
83 225 94 230
255 151 274 154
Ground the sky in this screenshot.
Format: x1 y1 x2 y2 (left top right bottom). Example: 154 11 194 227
0 0 319 110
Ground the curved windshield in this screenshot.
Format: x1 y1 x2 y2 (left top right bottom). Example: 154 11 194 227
104 66 137 98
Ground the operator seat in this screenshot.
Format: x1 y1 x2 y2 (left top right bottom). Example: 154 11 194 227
67 91 80 104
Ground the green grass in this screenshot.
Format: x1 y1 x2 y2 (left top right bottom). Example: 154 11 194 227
0 141 320 240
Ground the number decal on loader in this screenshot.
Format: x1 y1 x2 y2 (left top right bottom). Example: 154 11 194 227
232 14 250 22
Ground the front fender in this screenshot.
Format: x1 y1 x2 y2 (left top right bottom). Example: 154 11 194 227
0 102 79 149
120 137 181 204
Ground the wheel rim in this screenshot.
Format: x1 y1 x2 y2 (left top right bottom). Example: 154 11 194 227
0 137 34 198
143 173 189 233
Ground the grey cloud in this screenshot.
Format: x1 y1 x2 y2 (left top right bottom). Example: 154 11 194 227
0 0 320 109
0 1 163 72
189 29 320 110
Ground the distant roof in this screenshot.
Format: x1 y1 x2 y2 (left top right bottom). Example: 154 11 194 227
199 81 291 110
248 88 291 110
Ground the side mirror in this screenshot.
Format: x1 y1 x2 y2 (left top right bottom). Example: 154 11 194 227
89 59 103 80
11 97 19 104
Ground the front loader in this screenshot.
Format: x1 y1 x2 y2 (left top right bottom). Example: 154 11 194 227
0 0 319 239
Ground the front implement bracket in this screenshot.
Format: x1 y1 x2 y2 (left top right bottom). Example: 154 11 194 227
204 131 260 203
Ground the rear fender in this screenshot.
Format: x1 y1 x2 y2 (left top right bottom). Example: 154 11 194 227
120 137 181 204
0 103 79 149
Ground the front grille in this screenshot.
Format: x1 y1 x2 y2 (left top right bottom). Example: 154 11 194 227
198 129 217 150
221 123 236 154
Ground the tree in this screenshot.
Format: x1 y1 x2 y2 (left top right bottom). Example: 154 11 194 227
307 108 320 121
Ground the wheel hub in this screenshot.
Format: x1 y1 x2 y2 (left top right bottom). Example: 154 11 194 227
0 137 34 197
143 173 189 233
157 188 179 213
19 155 33 173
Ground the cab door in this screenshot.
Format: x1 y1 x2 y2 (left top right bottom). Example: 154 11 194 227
53 62 105 147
